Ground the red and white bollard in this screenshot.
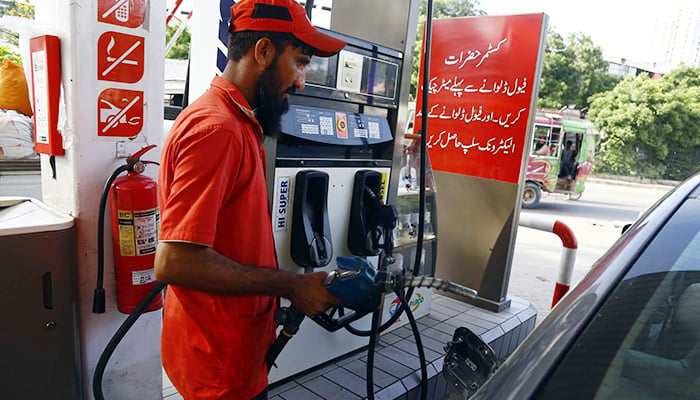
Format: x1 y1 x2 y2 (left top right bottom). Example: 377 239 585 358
518 214 578 308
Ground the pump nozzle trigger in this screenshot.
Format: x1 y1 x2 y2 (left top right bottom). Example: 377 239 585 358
323 268 362 287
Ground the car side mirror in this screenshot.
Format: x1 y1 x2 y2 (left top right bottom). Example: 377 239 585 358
443 327 499 398
621 223 633 235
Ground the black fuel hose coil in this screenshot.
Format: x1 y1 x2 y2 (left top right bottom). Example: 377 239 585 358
395 288 428 400
354 274 477 400
363 288 429 400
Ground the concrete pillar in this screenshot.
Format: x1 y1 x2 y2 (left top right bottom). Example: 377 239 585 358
32 0 165 398
188 0 228 101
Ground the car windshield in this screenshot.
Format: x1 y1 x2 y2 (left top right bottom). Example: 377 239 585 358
535 196 700 399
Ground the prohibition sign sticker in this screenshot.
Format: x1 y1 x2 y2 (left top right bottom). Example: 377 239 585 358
98 0 146 28
98 31 145 83
98 88 143 137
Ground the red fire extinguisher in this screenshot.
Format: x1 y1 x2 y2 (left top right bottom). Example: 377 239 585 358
93 145 163 314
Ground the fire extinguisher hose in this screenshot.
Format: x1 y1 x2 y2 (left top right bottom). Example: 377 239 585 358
93 281 166 400
92 164 130 314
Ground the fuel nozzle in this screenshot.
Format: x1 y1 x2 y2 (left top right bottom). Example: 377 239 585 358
404 276 478 299
274 307 305 336
325 256 478 316
325 257 383 314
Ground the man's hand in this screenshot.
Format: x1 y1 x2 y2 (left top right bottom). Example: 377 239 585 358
288 272 343 316
155 242 343 314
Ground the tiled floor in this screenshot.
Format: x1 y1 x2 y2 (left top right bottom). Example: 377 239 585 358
163 371 182 399
163 294 536 400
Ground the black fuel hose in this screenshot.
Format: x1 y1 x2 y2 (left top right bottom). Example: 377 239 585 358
339 276 476 336
356 287 430 399
392 1 432 397
396 288 428 400
413 0 434 280
339 287 415 337
93 282 166 400
345 274 477 398
365 308 382 400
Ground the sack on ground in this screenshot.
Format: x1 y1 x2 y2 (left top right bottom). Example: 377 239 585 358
0 109 37 159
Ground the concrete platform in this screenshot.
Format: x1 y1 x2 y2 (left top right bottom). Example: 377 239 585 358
164 294 536 400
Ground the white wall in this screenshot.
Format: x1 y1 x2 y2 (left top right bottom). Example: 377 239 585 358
33 0 166 398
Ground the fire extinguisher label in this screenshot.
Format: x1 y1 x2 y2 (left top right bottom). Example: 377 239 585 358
117 207 159 256
117 210 136 256
132 269 156 285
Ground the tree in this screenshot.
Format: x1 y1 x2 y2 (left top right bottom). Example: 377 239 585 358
411 0 486 96
588 66 700 180
6 1 33 18
1 1 34 63
5 1 34 46
165 23 191 60
539 30 620 110
0 44 21 63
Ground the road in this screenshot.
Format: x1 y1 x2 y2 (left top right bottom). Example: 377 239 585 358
509 178 673 323
0 171 673 325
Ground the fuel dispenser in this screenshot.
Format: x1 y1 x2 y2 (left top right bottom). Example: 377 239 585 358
266 32 405 381
264 25 484 390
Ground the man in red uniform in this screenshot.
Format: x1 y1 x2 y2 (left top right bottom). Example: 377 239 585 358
155 1 346 399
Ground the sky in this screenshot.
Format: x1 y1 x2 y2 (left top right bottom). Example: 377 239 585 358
476 0 688 63
165 0 693 64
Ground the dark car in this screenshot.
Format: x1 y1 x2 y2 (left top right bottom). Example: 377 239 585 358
467 172 700 399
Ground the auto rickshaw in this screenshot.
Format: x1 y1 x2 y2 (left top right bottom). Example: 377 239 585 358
522 110 599 208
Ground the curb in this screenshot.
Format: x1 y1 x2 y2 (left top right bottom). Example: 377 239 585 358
588 176 677 190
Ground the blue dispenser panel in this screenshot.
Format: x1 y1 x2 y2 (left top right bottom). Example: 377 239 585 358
281 105 393 146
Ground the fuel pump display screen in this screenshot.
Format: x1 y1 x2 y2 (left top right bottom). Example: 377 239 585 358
281 105 393 146
306 56 337 88
361 58 397 99
304 48 399 103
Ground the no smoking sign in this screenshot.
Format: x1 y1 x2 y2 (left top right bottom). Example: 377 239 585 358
98 31 144 83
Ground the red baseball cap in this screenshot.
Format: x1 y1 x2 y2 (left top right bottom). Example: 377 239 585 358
229 0 346 57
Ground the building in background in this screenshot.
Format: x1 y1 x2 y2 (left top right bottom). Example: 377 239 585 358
650 1 700 73
604 54 663 79
0 1 13 16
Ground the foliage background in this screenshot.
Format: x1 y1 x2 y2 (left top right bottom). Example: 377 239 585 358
588 66 700 180
0 1 34 64
165 22 191 60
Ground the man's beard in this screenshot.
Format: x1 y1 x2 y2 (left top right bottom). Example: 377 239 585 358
254 59 295 138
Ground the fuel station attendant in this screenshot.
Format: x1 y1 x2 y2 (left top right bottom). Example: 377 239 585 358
154 1 346 399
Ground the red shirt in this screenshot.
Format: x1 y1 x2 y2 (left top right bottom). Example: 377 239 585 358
159 76 277 400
